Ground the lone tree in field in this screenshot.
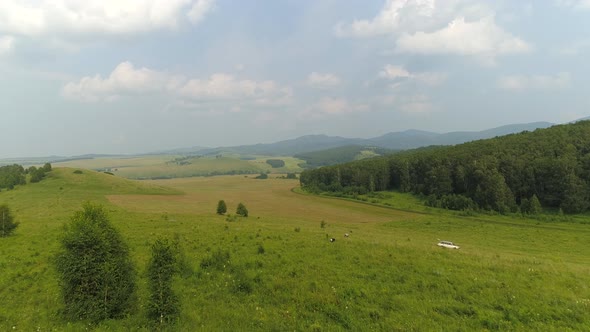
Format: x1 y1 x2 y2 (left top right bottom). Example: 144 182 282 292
216 200 227 215
236 203 248 217
55 203 136 322
0 205 18 237
147 238 179 325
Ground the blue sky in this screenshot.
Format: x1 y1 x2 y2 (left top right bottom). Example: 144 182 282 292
1 0 589 157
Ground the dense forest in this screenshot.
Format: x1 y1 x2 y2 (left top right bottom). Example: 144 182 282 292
300 121 590 214
295 145 393 168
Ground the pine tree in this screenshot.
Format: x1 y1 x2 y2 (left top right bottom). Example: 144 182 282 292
236 203 248 217
216 200 227 215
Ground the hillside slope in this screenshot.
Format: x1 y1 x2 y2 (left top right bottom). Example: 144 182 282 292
301 120 590 214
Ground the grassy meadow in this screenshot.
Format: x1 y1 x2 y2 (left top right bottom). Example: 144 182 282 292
0 168 589 330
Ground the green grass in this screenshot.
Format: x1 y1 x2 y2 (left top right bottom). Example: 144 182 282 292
0 168 589 330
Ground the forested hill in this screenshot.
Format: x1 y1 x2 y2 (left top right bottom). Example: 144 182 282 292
300 121 590 214
295 145 395 168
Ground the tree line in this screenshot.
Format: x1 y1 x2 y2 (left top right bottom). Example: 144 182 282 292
300 121 590 214
0 163 52 190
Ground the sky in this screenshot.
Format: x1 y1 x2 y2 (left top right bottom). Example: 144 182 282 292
1 0 589 157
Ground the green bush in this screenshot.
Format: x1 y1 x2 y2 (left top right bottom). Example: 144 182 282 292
55 203 136 322
0 205 18 237
147 238 179 325
216 200 227 215
236 203 248 217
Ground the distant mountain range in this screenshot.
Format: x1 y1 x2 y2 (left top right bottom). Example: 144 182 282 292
182 121 555 156
0 121 567 164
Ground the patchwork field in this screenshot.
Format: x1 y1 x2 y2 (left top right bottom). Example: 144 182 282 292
53 155 305 179
0 168 589 330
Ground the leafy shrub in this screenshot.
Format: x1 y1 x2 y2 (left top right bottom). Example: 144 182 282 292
0 205 18 237
73 170 83 174
236 203 248 217
147 238 179 325
255 173 268 179
55 203 136 322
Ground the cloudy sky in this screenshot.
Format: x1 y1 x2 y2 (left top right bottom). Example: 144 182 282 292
1 0 589 157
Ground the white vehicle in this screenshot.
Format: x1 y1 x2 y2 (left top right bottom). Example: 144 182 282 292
437 241 460 249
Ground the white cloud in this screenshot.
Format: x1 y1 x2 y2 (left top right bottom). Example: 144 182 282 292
0 0 215 50
498 72 571 91
556 0 590 10
379 65 412 80
187 0 216 24
335 0 437 37
62 61 292 106
379 64 446 86
396 16 530 56
0 36 14 55
62 62 176 102
336 0 530 60
307 72 342 88
179 74 293 105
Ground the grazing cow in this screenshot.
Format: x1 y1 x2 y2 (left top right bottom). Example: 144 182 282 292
344 233 349 238
329 238 336 242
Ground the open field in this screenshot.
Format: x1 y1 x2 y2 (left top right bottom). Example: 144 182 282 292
53 155 304 179
0 168 589 330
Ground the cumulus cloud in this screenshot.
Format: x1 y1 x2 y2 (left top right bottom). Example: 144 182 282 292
396 16 530 56
379 64 446 86
336 0 530 60
335 0 437 37
0 0 215 50
498 72 571 91
307 72 342 88
0 36 14 55
179 74 293 105
62 62 177 102
62 61 292 106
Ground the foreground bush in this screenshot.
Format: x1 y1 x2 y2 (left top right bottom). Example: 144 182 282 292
0 205 18 237
147 238 179 325
55 203 136 322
